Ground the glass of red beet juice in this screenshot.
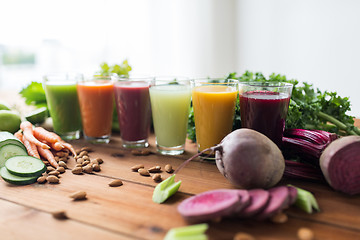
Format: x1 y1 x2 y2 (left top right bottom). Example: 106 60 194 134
239 82 293 147
113 75 154 148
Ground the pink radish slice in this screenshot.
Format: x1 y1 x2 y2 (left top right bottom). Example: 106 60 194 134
177 189 242 223
234 190 251 214
238 189 270 218
287 186 298 205
255 186 290 220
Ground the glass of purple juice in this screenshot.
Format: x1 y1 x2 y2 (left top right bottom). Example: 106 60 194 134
239 82 293 147
113 75 154 148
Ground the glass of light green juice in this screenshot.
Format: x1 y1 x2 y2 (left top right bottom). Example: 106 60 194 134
43 73 83 140
149 77 192 155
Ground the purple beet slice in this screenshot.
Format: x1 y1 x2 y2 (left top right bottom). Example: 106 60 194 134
177 189 241 223
238 189 270 218
234 190 251 214
287 186 298 205
255 186 290 220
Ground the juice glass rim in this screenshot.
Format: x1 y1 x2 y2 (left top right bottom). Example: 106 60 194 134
191 78 239 87
43 73 84 84
78 75 114 85
152 76 191 87
238 81 293 88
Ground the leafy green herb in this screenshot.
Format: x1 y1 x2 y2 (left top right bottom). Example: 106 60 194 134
96 60 132 77
187 71 359 142
19 81 47 108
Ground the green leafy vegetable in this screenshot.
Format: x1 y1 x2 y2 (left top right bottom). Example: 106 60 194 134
152 174 181 204
96 60 132 77
187 71 359 141
19 82 47 108
164 224 208 240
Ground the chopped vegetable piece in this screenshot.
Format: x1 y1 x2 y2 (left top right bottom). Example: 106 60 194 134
291 186 320 214
152 174 181 204
164 224 208 240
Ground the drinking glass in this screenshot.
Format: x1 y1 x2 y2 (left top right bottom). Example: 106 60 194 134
113 75 153 148
77 76 114 144
43 73 82 140
191 78 238 159
239 81 293 147
150 77 192 155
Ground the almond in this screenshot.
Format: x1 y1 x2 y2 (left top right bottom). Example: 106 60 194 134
109 179 123 187
165 164 173 173
69 191 87 201
148 166 161 173
131 164 144 171
46 175 60 184
138 168 150 176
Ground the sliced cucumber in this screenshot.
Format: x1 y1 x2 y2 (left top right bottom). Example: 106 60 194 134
25 107 48 125
0 167 38 185
0 131 26 151
0 144 28 168
5 156 46 177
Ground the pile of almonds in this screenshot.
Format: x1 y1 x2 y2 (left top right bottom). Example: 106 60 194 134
37 149 71 184
131 163 174 182
72 147 103 175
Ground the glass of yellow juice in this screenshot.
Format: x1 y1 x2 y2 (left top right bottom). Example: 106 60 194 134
191 78 238 159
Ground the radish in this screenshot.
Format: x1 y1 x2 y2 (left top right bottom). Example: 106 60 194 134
176 128 285 189
319 135 360 195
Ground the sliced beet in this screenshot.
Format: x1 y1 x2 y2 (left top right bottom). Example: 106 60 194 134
238 189 270 218
177 189 241 223
320 136 360 195
234 190 251 214
287 186 298 205
255 186 290 220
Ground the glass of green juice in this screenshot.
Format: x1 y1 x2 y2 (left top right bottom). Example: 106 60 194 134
43 73 83 140
149 77 192 155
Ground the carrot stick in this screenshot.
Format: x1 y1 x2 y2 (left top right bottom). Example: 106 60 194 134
14 131 24 142
33 127 62 143
22 136 41 159
37 146 59 168
20 121 50 149
61 142 77 157
51 141 65 151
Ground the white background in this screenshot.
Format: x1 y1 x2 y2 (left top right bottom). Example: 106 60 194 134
0 0 359 117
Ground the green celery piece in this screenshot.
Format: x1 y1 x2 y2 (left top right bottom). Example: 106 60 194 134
152 174 181 204
292 186 320 214
164 224 208 240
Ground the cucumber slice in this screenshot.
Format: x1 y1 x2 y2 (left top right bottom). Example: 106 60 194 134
0 167 38 185
5 156 46 177
0 131 26 151
0 144 28 168
25 107 48 125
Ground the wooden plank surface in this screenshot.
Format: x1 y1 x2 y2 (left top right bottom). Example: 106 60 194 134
0 93 360 239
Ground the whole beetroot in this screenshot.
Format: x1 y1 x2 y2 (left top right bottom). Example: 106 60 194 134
215 128 285 189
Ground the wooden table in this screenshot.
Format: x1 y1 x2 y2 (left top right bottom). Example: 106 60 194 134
1 95 360 239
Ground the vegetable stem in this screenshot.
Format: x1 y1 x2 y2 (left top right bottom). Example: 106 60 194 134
317 112 358 135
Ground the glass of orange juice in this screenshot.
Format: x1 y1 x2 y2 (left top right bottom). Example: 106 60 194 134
191 78 238 159
77 76 114 144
